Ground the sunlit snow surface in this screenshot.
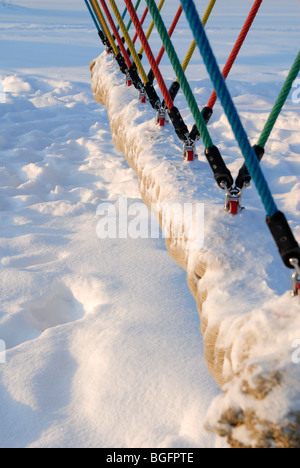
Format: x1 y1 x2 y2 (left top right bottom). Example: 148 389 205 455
0 0 299 448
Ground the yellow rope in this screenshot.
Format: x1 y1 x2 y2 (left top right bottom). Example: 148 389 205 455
178 0 216 77
92 0 119 56
138 0 166 56
108 0 149 84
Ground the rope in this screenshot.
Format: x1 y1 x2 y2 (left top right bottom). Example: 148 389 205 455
144 0 213 149
207 0 263 110
236 51 300 189
107 0 148 84
124 0 174 110
98 0 133 69
148 5 183 84
138 0 166 56
85 0 104 35
116 3 129 32
90 0 119 56
156 6 183 68
258 51 300 148
126 0 142 32
179 0 216 77
132 7 149 46
180 0 278 217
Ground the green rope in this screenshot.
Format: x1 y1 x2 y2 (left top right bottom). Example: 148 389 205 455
144 0 213 149
258 51 300 148
126 0 142 31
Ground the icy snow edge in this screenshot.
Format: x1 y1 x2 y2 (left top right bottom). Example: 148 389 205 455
91 52 300 448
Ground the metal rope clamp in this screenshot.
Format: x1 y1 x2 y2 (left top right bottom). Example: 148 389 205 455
156 106 167 127
182 138 196 162
220 182 250 215
125 71 132 87
290 258 300 297
138 88 147 104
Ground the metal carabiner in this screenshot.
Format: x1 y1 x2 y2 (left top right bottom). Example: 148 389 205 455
156 107 167 127
138 89 147 104
125 71 132 87
182 140 196 162
290 258 300 297
220 182 250 215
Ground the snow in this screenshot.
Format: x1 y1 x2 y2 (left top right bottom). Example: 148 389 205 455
0 0 221 449
0 0 300 449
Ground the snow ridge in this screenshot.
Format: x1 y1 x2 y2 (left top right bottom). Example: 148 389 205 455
91 52 300 448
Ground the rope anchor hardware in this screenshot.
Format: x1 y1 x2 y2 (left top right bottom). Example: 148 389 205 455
156 107 168 127
220 182 250 215
126 71 132 87
290 259 300 297
182 139 196 162
139 89 147 103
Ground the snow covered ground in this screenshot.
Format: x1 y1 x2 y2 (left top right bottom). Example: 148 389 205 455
0 0 299 449
0 0 221 448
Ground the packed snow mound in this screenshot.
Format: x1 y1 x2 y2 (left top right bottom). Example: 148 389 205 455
0 71 220 448
91 52 300 448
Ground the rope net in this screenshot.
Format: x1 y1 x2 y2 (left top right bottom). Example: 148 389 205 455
85 0 300 292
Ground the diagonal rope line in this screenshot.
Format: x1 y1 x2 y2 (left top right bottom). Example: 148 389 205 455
178 0 216 78
85 0 104 35
98 0 133 69
90 0 119 56
138 0 166 56
148 5 183 85
180 0 278 217
258 51 300 149
126 0 142 32
144 0 213 149
207 0 263 110
107 0 149 84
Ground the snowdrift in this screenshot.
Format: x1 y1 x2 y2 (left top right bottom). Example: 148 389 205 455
90 52 300 448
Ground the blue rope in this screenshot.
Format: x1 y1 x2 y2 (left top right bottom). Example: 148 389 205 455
84 0 101 33
180 0 278 218
117 5 128 31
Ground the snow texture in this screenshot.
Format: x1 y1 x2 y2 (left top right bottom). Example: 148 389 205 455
0 0 220 448
90 0 300 448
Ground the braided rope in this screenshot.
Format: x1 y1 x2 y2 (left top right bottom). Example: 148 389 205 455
85 0 104 35
132 7 149 46
116 3 129 32
98 0 133 69
124 0 174 109
258 51 300 148
179 0 216 76
180 0 278 217
91 0 119 56
108 0 149 84
155 6 183 67
138 0 166 56
126 0 142 32
144 0 213 149
207 0 263 110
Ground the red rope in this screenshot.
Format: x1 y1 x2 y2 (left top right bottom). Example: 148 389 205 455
207 0 263 110
98 0 133 69
124 0 174 110
90 0 110 42
132 7 149 46
155 5 183 67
